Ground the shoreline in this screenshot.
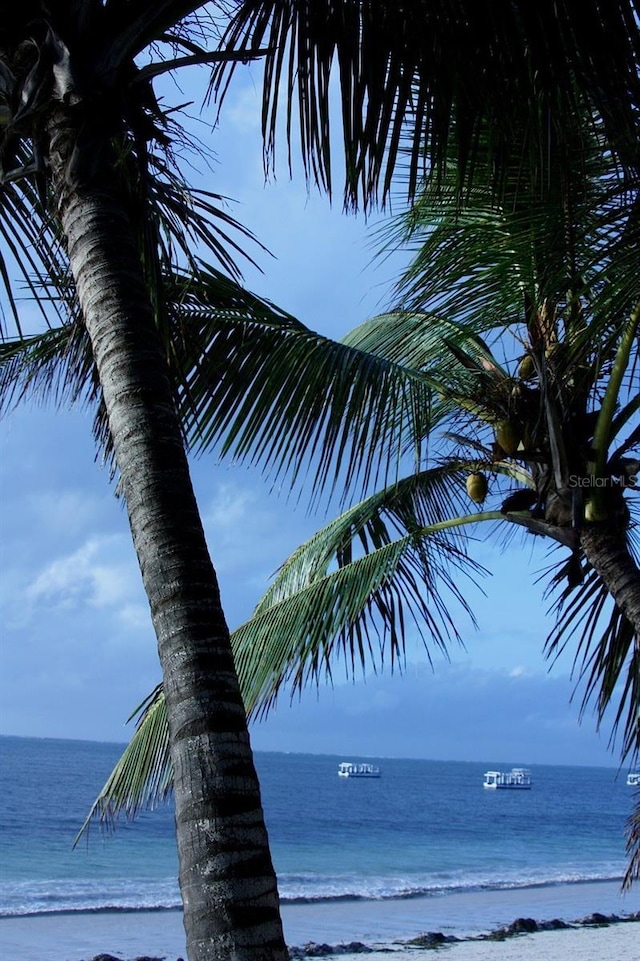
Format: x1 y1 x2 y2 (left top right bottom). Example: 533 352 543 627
280 877 637 944
0 874 627 919
1 879 639 961
365 917 640 961
1 913 639 961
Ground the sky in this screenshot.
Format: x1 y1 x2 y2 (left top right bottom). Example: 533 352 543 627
0 62 627 770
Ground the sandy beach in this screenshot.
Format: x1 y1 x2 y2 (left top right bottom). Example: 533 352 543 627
1 880 638 961
1 912 639 961
383 923 640 961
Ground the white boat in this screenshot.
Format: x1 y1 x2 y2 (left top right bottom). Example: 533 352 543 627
627 772 640 787
338 761 381 778
483 767 532 790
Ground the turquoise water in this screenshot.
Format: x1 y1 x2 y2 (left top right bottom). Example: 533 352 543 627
0 736 635 918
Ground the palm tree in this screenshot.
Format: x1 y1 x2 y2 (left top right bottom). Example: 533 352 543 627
2 5 639 957
232 121 640 880
234 114 640 877
82 112 640 888
0 255 431 960
0 7 294 960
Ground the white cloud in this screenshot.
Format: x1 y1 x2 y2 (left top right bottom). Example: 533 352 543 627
508 665 527 678
26 535 138 612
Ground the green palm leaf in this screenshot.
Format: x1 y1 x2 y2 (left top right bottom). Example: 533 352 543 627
77 466 501 835
75 685 170 843
382 130 640 357
212 0 640 208
625 803 640 890
78 447 574 835
0 264 436 500
545 539 640 767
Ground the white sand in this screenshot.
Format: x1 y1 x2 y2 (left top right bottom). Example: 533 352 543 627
456 923 640 960
376 923 640 961
0 909 187 961
3 915 639 961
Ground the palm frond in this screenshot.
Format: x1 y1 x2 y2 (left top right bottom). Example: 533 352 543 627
238 466 500 717
169 265 436 501
0 29 266 342
77 467 501 833
544 559 640 764
589 304 640 480
0 162 70 337
74 684 170 842
212 0 640 208
0 322 98 411
343 310 493 371
100 2 213 68
391 147 640 336
624 798 640 889
0 260 441 504
342 310 533 436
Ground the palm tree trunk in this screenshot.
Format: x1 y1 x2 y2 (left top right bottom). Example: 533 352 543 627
580 525 640 635
581 524 640 895
47 113 287 961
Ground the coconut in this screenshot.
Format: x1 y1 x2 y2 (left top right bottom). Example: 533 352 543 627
466 472 488 504
518 354 536 380
495 420 521 457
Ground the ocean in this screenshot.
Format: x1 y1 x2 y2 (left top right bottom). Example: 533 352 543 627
1 735 638 956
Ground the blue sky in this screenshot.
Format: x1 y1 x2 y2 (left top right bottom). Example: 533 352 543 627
0 65 624 769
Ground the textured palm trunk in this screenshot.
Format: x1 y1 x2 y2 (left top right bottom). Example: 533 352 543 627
580 526 640 636
582 525 640 892
47 113 287 961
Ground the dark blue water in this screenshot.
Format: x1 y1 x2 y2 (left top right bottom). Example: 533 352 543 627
0 736 634 917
